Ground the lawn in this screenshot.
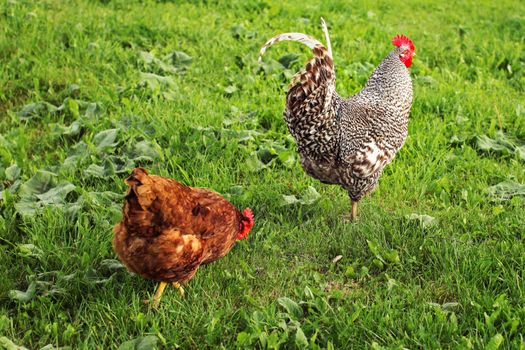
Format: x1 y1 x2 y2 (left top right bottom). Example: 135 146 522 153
1 0 524 348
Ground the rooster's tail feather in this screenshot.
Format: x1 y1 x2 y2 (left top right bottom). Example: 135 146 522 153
258 33 325 63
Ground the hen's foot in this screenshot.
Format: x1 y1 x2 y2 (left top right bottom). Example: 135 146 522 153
143 282 168 308
173 282 185 298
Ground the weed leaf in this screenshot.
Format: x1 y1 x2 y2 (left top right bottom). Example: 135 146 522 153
93 129 119 152
131 140 161 161
282 186 320 206
118 335 158 350
485 334 504 350
8 281 37 303
0 337 29 350
295 327 308 348
486 181 525 200
277 297 303 319
166 50 193 68
35 182 75 205
406 213 436 228
475 131 525 161
17 102 57 120
5 164 20 181
19 170 56 196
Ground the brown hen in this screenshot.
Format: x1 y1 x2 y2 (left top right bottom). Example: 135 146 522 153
113 168 254 307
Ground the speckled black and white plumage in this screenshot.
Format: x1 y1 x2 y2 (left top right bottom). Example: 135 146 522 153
260 26 413 205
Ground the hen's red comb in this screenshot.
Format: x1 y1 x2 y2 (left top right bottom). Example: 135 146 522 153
243 208 254 226
392 35 415 51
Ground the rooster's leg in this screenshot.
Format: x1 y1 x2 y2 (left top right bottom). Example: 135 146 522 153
173 282 185 298
351 201 358 220
151 281 168 308
343 200 358 221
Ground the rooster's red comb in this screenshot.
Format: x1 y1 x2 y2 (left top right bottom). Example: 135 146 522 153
392 35 415 51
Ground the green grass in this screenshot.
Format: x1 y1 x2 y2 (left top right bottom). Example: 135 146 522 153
1 0 524 348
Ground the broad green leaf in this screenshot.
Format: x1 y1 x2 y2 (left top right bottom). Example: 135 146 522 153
81 191 122 207
486 181 525 200
14 198 39 216
106 156 134 174
139 51 155 64
517 145 525 161
224 129 260 142
228 185 243 196
83 102 101 119
295 327 308 348
484 334 504 350
475 131 525 161
406 213 436 228
93 129 119 152
140 51 178 75
267 331 282 349
84 164 108 178
8 282 37 303
282 194 300 205
236 332 251 347
132 140 161 161
257 147 276 164
282 187 320 206
223 85 238 96
35 182 75 205
0 337 29 350
5 164 20 181
16 171 75 216
69 141 88 155
476 135 508 153
118 336 158 350
245 153 267 172
67 98 80 118
140 72 175 87
51 120 82 136
67 83 80 96
230 24 256 40
19 170 56 196
65 202 81 221
100 259 125 271
62 155 83 169
278 53 299 68
277 297 303 319
17 244 43 258
260 59 285 75
278 150 296 168
166 50 193 68
16 102 58 120
384 250 400 264
301 186 320 204
367 240 380 256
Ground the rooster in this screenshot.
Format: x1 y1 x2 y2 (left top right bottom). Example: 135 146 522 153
259 19 415 220
113 168 254 307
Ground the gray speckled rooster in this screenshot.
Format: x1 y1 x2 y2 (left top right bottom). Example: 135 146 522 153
259 19 415 220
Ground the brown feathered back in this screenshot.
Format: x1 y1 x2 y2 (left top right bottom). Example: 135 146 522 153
113 168 249 284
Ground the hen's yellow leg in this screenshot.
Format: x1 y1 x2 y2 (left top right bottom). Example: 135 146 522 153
152 282 168 308
173 282 185 298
